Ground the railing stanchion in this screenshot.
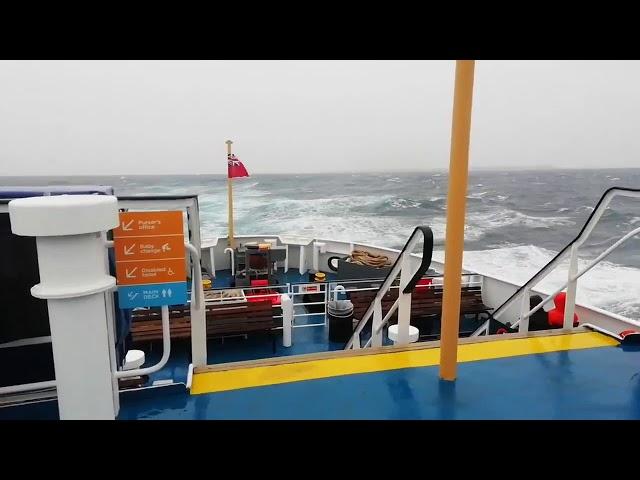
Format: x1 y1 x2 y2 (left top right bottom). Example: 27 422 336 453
518 286 531 333
371 298 383 347
397 252 414 345
186 243 207 367
564 244 579 329
281 294 293 347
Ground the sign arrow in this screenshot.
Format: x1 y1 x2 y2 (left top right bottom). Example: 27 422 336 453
128 292 139 301
124 244 136 255
122 219 135 231
162 289 167 298
125 267 138 279
161 243 171 252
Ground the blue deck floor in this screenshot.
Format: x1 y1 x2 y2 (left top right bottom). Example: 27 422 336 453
118 344 640 420
4 343 639 420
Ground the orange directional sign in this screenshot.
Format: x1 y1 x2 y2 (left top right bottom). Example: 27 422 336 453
113 211 185 238
114 211 187 308
116 258 187 286
114 235 185 261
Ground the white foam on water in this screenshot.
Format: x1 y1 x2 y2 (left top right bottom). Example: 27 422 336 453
467 191 489 199
467 209 576 230
388 198 421 209
433 245 640 319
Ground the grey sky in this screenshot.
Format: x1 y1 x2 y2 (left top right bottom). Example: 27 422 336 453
1 60 639 175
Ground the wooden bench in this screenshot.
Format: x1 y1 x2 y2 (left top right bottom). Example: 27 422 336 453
348 284 491 334
129 300 281 349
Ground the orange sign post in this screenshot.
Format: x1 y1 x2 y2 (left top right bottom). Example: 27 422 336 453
114 211 187 308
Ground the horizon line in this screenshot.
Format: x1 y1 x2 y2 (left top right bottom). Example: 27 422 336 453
1 165 639 177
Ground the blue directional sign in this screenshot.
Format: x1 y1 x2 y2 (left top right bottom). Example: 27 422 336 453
118 282 188 309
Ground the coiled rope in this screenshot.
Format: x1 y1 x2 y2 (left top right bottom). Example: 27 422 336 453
347 249 391 268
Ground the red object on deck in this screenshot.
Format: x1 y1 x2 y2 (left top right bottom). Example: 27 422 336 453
415 278 433 289
620 330 640 339
246 279 281 305
547 292 579 328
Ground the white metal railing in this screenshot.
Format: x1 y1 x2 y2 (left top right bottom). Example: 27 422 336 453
473 187 640 337
114 305 170 379
345 226 434 350
286 283 328 328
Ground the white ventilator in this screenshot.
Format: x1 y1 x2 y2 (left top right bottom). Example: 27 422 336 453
9 195 120 420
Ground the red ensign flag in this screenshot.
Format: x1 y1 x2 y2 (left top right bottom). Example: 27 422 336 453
228 154 250 178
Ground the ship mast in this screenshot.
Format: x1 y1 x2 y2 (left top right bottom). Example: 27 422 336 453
440 60 475 381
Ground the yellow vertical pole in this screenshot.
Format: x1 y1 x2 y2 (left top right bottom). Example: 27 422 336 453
439 60 475 381
226 140 235 249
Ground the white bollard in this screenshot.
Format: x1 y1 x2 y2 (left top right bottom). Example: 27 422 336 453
9 195 119 420
281 294 293 347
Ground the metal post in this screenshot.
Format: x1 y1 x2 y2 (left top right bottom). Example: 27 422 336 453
186 243 207 367
396 252 413 344
312 242 319 273
209 246 216 278
564 244 579 329
440 60 475 381
281 294 293 347
518 286 531 333
284 244 289 273
371 298 383 347
9 195 120 419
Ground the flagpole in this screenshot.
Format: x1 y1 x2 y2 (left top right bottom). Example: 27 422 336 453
226 140 235 249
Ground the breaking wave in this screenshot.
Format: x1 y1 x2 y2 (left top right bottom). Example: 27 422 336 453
432 245 640 319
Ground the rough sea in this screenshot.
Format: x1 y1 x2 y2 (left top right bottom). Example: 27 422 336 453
4 169 640 319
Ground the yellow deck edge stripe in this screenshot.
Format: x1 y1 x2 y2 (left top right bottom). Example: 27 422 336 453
191 332 617 395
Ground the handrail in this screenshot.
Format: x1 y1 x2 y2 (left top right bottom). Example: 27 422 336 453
477 187 640 335
185 242 203 311
114 305 170 378
508 224 640 330
345 226 433 349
